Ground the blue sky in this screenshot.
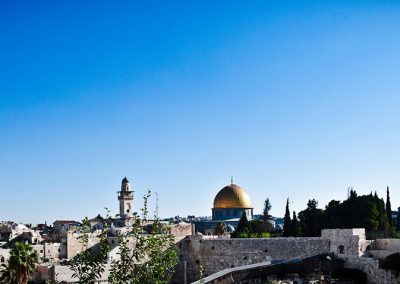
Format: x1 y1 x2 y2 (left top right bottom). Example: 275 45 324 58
1 1 400 224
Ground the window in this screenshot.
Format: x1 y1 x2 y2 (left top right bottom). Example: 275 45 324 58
338 245 345 254
0 257 4 263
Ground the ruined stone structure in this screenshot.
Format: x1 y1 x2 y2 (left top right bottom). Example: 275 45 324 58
174 229 400 284
321 229 400 283
174 236 330 283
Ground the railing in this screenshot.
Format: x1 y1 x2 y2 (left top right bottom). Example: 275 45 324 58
190 259 344 284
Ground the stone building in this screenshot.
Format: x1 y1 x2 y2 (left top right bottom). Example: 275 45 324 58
52 220 81 242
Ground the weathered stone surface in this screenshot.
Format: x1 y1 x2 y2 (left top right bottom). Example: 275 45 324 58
174 236 330 283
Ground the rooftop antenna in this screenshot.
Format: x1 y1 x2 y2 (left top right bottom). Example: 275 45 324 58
155 191 159 219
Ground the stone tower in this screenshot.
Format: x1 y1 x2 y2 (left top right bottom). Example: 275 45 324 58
118 177 134 218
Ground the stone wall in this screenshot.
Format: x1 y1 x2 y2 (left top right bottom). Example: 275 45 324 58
373 238 400 251
368 239 400 260
31 243 61 262
170 222 194 242
60 231 100 259
174 236 330 283
344 256 400 284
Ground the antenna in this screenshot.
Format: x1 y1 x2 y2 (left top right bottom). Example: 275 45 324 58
155 192 159 218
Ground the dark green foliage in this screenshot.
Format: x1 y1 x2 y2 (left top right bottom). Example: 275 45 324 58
262 198 272 224
233 212 250 238
291 211 301 237
296 189 392 237
261 198 274 233
231 212 271 238
397 207 400 231
282 198 291 237
349 188 357 199
248 220 268 235
386 186 392 227
324 200 345 228
298 199 324 237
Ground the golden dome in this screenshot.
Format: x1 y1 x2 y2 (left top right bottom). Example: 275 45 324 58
213 184 252 209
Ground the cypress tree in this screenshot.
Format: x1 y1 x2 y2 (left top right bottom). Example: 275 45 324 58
262 198 272 224
283 198 291 237
386 186 393 226
234 211 249 237
397 207 400 231
291 211 300 237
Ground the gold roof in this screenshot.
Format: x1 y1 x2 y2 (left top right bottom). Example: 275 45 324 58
213 184 252 209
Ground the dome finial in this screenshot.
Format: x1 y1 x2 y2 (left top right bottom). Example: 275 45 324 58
122 176 129 184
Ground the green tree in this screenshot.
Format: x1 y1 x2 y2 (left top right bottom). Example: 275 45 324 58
71 192 178 284
282 198 291 237
349 188 357 199
70 215 110 284
233 212 250 238
261 198 274 232
214 222 227 236
324 200 345 229
397 207 400 231
298 199 324 237
386 186 393 227
107 191 178 284
262 198 272 224
0 262 16 284
3 242 39 284
375 196 389 232
291 211 301 237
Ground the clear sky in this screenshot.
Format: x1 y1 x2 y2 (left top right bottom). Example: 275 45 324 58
1 1 400 224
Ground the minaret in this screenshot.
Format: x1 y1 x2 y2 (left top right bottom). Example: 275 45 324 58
118 177 134 218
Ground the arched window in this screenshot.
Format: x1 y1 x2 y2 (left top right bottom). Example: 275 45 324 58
0 256 4 263
338 245 345 254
